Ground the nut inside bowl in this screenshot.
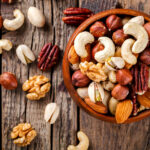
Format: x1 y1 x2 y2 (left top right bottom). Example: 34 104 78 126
62 9 150 123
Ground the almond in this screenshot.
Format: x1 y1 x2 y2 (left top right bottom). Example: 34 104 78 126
80 44 91 62
115 100 133 123
84 97 107 114
68 45 79 64
137 94 150 108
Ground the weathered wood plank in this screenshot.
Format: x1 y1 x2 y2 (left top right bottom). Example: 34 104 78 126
79 0 150 150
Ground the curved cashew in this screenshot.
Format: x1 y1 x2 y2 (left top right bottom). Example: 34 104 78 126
95 37 115 63
74 31 94 58
67 131 89 150
128 16 144 25
3 9 24 31
121 39 137 65
0 39 13 54
16 44 35 65
123 22 148 53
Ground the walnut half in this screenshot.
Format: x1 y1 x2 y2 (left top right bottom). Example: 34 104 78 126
11 123 37 147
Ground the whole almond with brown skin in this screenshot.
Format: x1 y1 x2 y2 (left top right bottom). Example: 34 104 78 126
68 45 79 64
0 72 18 90
90 21 108 37
80 44 91 62
111 84 129 100
106 15 123 31
92 43 104 60
115 100 133 123
116 69 133 85
144 22 150 38
0 16 3 29
112 29 128 45
84 97 107 114
72 70 90 87
140 48 150 65
137 94 150 108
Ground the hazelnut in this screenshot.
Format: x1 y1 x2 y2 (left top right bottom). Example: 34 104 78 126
106 15 123 31
116 69 133 85
0 16 3 29
72 70 90 87
140 48 150 65
0 72 18 90
112 29 128 45
91 42 104 60
144 22 150 38
90 21 108 37
111 84 129 100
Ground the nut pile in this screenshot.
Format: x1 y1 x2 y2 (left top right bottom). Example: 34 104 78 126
69 15 150 123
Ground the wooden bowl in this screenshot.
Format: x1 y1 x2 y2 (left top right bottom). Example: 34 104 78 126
62 9 150 123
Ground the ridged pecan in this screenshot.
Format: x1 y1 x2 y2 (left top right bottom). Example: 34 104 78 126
62 7 93 25
38 43 59 71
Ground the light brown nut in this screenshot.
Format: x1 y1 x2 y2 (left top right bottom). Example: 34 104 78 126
79 61 107 82
80 44 91 62
22 75 51 100
140 48 150 65
137 94 150 108
115 100 133 123
144 22 150 38
109 97 119 115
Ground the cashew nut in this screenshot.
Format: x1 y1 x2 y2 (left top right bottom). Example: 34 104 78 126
28 7 46 27
16 44 35 65
0 39 13 54
128 16 144 25
3 9 24 31
108 71 117 83
67 131 89 150
121 39 137 65
123 22 148 53
95 37 115 63
74 31 94 58
77 87 88 99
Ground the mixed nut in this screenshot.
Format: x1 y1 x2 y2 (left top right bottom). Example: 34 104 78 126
69 15 150 123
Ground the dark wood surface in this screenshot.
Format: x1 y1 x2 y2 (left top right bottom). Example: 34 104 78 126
1 0 150 150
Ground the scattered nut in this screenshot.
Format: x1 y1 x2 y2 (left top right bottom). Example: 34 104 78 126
128 16 144 25
28 6 45 27
74 31 94 58
94 37 115 63
67 131 89 150
0 16 3 29
111 84 129 100
90 21 108 37
0 72 17 90
22 75 51 100
11 123 37 147
108 71 116 83
77 87 88 99
16 44 35 65
140 48 150 65
3 9 24 31
0 39 13 54
102 80 115 91
122 16 131 25
44 103 60 124
109 97 119 115
79 61 107 82
72 70 90 87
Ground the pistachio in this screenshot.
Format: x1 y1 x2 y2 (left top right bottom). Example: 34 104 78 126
77 87 88 99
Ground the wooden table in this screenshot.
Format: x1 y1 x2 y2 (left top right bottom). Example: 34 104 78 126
1 0 150 150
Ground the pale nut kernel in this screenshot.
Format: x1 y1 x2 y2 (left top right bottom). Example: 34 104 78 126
44 103 60 124
128 16 144 25
102 90 111 107
108 71 116 83
102 80 115 91
0 39 13 54
70 63 80 71
77 87 88 99
3 9 24 31
109 97 119 115
28 7 46 27
16 44 35 65
67 131 89 150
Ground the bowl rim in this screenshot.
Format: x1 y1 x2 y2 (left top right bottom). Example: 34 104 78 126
62 8 150 123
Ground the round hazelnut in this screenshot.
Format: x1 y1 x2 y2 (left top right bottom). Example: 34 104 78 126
140 48 150 65
106 15 123 31
112 29 128 46
72 70 90 87
116 69 133 85
90 21 108 37
144 22 150 38
92 42 104 60
0 72 18 90
111 84 129 100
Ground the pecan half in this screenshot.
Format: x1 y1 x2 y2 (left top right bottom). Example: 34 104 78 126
62 7 93 25
38 43 59 71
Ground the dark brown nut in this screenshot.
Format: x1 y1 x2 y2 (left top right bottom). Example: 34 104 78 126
116 69 133 85
1 0 13 3
72 70 90 87
38 43 59 71
92 43 104 60
62 7 93 25
90 21 108 37
111 84 129 100
106 15 123 31
112 29 128 45
0 72 18 90
140 48 150 65
0 16 3 29
144 22 150 38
